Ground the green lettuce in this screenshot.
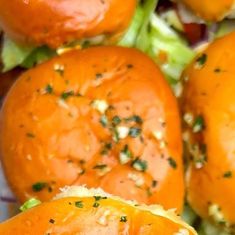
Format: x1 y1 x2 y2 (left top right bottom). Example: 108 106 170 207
19 198 41 212
1 36 55 72
119 0 195 83
1 36 34 72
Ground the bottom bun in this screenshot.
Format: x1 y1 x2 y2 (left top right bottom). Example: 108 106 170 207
0 186 197 235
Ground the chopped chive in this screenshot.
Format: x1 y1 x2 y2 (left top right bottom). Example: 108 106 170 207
132 158 148 172
99 115 108 127
100 142 112 155
32 182 47 192
129 127 141 138
112 115 122 126
93 202 100 208
75 201 83 208
124 115 143 124
60 91 74 100
223 171 233 178
94 196 102 201
193 115 205 133
168 157 177 169
113 128 120 143
119 145 132 164
45 84 53 94
195 54 207 68
120 216 127 222
93 164 107 170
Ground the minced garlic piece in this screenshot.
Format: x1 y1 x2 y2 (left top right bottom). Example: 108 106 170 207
116 126 129 139
91 100 109 114
152 131 163 140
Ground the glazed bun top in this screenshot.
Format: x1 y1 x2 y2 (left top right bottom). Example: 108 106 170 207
182 31 235 229
0 186 197 235
0 46 184 212
180 0 235 21
0 0 137 48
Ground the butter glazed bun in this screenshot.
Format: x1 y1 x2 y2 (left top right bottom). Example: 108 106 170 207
0 46 184 212
0 186 197 235
180 0 235 21
182 32 235 230
0 0 136 48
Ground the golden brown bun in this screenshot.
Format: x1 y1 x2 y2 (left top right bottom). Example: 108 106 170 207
180 0 235 21
0 0 136 48
0 186 197 235
182 31 235 229
0 46 184 212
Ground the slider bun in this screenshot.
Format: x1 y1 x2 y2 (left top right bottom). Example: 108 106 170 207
0 46 184 212
182 32 235 229
0 0 136 48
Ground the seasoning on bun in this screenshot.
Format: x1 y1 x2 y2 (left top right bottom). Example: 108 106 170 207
0 46 184 212
182 31 235 231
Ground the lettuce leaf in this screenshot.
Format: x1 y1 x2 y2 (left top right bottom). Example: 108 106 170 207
21 46 56 68
118 0 195 84
19 198 41 212
1 36 55 72
1 36 34 72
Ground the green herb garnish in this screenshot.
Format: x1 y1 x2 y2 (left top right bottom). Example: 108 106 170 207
93 202 100 208
45 84 53 94
100 115 108 127
125 115 143 124
223 171 233 178
75 201 83 208
60 91 74 100
168 157 177 169
32 182 47 192
120 216 127 222
112 116 122 126
129 127 141 138
195 53 207 68
132 158 148 172
193 115 205 133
